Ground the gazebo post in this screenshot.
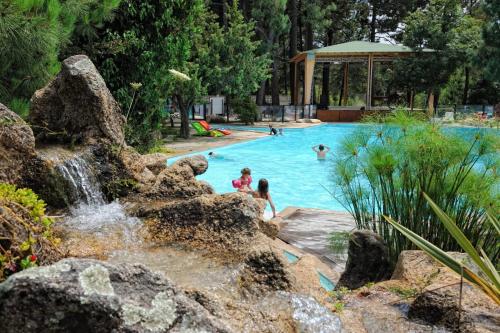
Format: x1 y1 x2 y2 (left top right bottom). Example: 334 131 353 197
292 61 299 105
341 62 349 106
366 54 374 110
303 53 316 105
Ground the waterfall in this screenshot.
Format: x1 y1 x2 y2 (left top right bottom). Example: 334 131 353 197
56 156 105 206
38 147 140 246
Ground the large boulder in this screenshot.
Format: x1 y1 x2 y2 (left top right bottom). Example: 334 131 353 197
29 55 125 144
335 230 392 289
138 193 262 250
0 258 232 333
0 103 36 184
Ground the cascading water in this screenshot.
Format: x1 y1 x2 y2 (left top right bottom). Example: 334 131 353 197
40 148 141 252
56 156 105 206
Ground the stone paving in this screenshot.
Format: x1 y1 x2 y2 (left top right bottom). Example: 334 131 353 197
277 207 356 272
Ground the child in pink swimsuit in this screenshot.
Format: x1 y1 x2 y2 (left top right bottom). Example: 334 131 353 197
233 168 253 193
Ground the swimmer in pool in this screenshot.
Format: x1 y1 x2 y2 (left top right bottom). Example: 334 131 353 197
208 152 223 159
312 144 330 160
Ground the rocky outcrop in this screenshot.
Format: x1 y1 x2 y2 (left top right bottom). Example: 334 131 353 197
146 156 213 199
239 251 292 292
141 153 169 175
0 258 232 333
137 192 262 250
396 251 500 333
29 55 125 145
335 230 392 289
0 103 36 184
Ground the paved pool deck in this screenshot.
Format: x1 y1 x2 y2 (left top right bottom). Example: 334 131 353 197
163 121 322 158
277 207 356 272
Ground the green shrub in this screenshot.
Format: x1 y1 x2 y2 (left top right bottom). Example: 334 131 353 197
332 109 499 264
8 98 30 119
231 97 258 125
0 183 61 281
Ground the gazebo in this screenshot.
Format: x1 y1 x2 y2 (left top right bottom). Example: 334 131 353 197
290 41 431 121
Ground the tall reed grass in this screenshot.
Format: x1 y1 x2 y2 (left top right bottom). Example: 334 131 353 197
332 110 499 264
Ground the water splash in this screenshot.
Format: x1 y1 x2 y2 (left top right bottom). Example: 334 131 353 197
56 156 104 205
288 293 342 333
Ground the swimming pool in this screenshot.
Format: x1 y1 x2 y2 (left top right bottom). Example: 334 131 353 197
170 124 358 213
169 124 496 214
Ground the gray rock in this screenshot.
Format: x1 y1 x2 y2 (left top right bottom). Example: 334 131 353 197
0 258 232 333
146 156 213 199
172 155 209 176
138 193 262 249
336 230 392 289
0 103 36 184
29 55 125 144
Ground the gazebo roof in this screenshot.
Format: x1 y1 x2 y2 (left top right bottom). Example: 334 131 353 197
290 41 432 62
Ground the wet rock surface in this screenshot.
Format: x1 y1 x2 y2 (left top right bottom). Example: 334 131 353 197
0 103 36 184
0 258 232 333
336 230 392 289
138 192 262 250
29 55 125 145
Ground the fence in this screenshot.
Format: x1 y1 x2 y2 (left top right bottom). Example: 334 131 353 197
435 105 495 120
191 103 317 122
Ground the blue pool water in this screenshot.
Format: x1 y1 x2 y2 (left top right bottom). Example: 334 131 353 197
169 124 496 214
170 124 359 212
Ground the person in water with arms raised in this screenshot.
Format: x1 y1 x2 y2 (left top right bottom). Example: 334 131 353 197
312 144 330 160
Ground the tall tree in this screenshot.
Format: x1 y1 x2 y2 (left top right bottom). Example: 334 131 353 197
251 0 289 106
479 0 500 83
199 1 270 104
395 0 465 105
0 0 120 115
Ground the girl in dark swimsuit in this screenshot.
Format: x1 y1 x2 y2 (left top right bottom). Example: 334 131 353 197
252 179 276 218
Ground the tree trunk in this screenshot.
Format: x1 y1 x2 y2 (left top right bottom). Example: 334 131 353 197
305 23 313 50
180 107 190 138
272 54 280 105
370 3 377 42
462 66 470 105
289 0 298 103
256 80 266 106
320 31 333 108
298 0 304 51
177 95 190 139
320 64 330 108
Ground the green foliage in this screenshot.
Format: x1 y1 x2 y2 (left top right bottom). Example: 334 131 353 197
328 286 350 301
7 98 30 119
395 0 470 93
333 110 499 264
480 0 500 82
103 178 138 200
0 183 60 281
0 183 53 224
232 97 258 125
328 231 351 255
0 0 120 106
386 285 418 299
384 194 500 304
200 2 270 99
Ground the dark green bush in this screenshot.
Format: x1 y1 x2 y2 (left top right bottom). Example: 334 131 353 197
231 97 259 125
